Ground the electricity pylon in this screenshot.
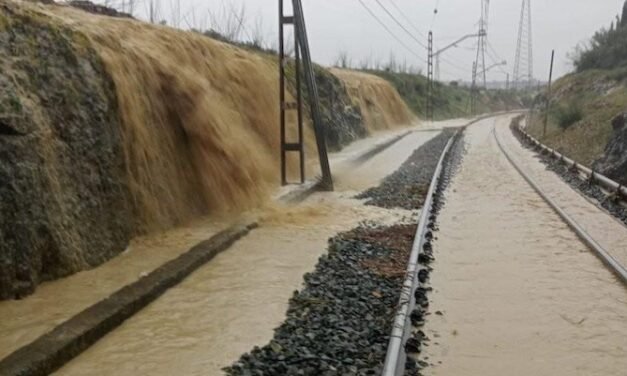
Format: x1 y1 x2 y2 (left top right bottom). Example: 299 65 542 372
513 0 533 90
473 0 489 89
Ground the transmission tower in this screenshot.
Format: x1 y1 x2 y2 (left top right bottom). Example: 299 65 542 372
513 0 533 90
473 0 489 89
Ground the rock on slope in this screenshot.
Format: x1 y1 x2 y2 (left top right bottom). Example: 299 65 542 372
0 1 132 299
593 112 627 184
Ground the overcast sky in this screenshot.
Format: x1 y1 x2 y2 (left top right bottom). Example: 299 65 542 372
128 0 625 82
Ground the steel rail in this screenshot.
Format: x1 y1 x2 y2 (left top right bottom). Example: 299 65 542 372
382 130 458 376
493 125 627 285
515 123 627 201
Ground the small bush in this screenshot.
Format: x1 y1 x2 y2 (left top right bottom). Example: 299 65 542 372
554 103 583 129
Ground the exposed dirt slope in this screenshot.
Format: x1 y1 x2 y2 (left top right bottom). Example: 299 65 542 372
0 0 415 298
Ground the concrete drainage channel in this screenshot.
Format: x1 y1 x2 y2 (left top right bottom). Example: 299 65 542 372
494 125 627 285
0 222 257 376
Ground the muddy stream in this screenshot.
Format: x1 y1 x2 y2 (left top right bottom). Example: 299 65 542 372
0 120 470 375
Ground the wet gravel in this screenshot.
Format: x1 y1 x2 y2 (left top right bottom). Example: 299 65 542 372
356 130 456 210
511 124 627 226
224 224 416 376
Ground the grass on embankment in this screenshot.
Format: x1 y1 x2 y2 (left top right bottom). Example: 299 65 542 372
527 68 627 166
364 70 527 120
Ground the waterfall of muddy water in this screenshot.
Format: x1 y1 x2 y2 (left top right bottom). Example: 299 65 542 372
425 116 627 375
330 69 414 131
30 3 316 232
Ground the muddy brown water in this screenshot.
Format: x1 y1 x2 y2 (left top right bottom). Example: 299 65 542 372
0 119 472 375
52 124 450 375
425 116 627 375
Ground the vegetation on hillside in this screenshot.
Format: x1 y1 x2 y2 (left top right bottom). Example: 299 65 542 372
367 70 526 120
527 2 627 166
573 1 627 71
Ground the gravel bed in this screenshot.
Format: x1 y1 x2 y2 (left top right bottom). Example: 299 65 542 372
511 123 627 226
224 224 416 376
356 130 456 210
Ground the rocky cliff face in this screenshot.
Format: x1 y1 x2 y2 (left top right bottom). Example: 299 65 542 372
0 2 133 299
593 112 627 185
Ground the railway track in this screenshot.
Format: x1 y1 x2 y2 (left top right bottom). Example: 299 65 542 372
493 124 627 285
382 114 627 376
514 119 627 206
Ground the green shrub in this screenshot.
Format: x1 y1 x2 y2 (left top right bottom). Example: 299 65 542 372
554 103 583 129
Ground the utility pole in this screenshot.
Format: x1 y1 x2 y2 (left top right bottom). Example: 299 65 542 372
543 49 555 138
470 61 478 115
433 31 484 81
278 0 333 189
427 31 434 122
506 73 510 90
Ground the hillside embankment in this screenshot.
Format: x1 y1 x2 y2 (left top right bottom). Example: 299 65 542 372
367 70 528 120
0 0 414 299
526 69 627 184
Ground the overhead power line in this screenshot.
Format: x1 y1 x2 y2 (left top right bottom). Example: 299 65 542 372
370 0 468 78
356 0 427 64
373 0 428 49
388 0 427 39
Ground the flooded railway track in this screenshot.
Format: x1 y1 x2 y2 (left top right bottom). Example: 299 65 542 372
494 125 627 285
383 115 627 376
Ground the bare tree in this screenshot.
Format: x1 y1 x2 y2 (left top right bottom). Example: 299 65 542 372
335 50 351 69
207 1 247 42
250 14 266 49
386 52 397 72
359 56 371 70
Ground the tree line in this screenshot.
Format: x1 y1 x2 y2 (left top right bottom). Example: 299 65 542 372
573 0 627 71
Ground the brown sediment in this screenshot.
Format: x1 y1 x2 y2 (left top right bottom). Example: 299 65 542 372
356 224 417 278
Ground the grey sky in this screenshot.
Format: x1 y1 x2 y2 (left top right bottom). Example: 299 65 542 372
131 0 625 82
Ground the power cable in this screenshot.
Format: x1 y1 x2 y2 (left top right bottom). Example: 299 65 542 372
388 0 427 39
369 0 469 78
372 0 428 49
356 0 427 64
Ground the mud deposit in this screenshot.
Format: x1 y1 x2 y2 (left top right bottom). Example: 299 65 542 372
357 130 455 210
225 224 416 376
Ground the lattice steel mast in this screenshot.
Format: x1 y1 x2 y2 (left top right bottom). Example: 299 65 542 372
473 0 489 89
513 0 533 90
